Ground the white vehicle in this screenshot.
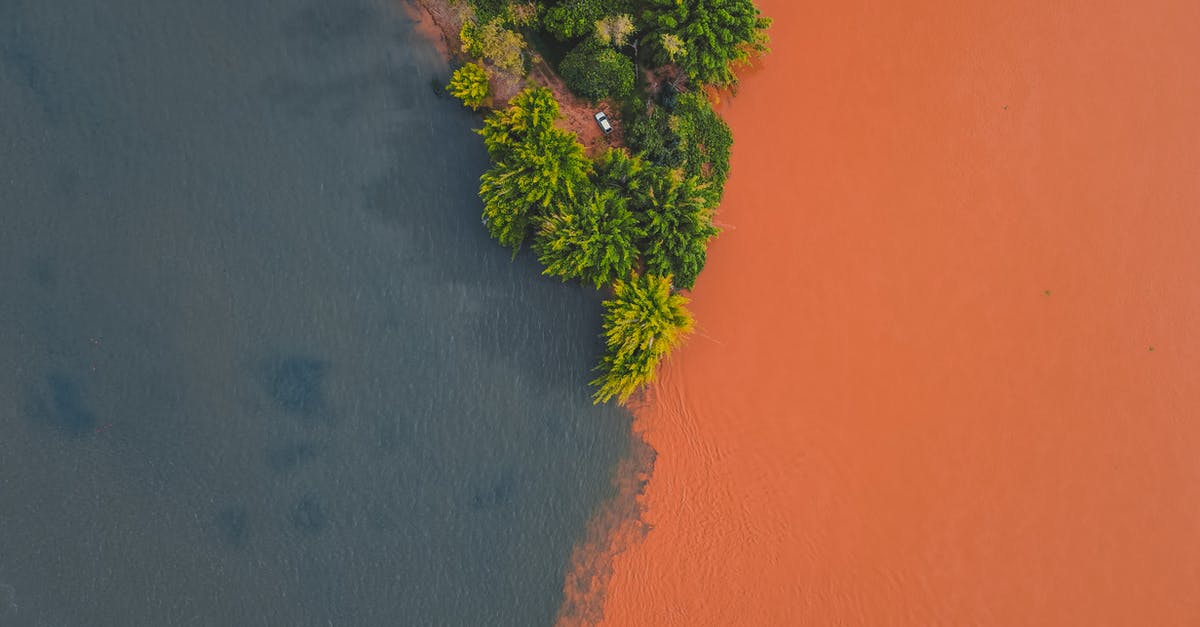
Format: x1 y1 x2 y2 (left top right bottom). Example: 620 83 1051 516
594 111 613 135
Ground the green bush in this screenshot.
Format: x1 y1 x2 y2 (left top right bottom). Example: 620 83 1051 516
447 63 491 110
559 40 635 101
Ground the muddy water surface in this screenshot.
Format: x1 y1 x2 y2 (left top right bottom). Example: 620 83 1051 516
595 0 1200 624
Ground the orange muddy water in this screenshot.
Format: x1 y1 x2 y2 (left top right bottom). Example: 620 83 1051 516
572 0 1200 625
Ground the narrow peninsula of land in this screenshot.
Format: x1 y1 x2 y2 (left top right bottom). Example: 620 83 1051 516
409 0 771 403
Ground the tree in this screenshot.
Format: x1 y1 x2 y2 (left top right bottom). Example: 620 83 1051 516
641 0 771 87
535 189 642 289
447 62 491 110
658 33 685 62
478 86 560 160
594 148 652 200
477 88 592 252
559 39 635 101
505 1 539 27
543 0 609 41
594 14 635 47
637 168 718 289
591 273 694 404
460 19 526 76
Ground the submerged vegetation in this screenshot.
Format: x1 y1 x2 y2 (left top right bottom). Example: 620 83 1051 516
438 0 770 403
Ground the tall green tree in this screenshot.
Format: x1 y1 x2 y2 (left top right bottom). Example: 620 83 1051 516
591 273 694 404
478 86 560 160
641 0 771 87
638 168 718 289
594 148 653 200
477 88 592 252
535 189 642 289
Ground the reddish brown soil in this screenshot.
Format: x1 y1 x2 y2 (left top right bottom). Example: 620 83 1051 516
405 0 622 156
565 0 1200 625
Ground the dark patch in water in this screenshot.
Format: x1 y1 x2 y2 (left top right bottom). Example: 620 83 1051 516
429 76 446 98
0 38 62 123
262 356 328 417
27 257 56 288
216 506 250 548
25 373 98 435
266 441 319 472
470 470 515 511
291 494 327 533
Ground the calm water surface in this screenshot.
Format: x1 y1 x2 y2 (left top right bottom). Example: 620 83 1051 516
0 1 633 625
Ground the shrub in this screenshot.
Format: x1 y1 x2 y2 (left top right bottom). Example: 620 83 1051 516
447 63 491 110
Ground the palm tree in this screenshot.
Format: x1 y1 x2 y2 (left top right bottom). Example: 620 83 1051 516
477 88 592 253
594 148 653 202
638 168 719 290
535 189 642 289
478 87 560 160
591 273 694 404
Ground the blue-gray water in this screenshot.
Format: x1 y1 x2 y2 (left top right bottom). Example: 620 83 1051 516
0 1 634 624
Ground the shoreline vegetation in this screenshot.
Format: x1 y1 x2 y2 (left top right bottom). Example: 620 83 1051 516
410 0 770 403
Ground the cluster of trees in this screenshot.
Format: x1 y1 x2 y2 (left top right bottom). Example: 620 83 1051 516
454 0 769 101
474 87 719 402
444 0 770 403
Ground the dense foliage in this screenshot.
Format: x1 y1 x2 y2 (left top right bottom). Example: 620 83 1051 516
559 40 636 101
637 168 718 289
591 273 694 404
625 92 732 195
447 62 491 110
543 0 622 40
535 189 642 289
477 88 592 252
461 19 526 76
641 0 771 87
453 0 771 402
594 14 635 47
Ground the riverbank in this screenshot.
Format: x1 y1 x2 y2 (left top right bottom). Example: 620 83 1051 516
595 0 1200 624
404 0 620 155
